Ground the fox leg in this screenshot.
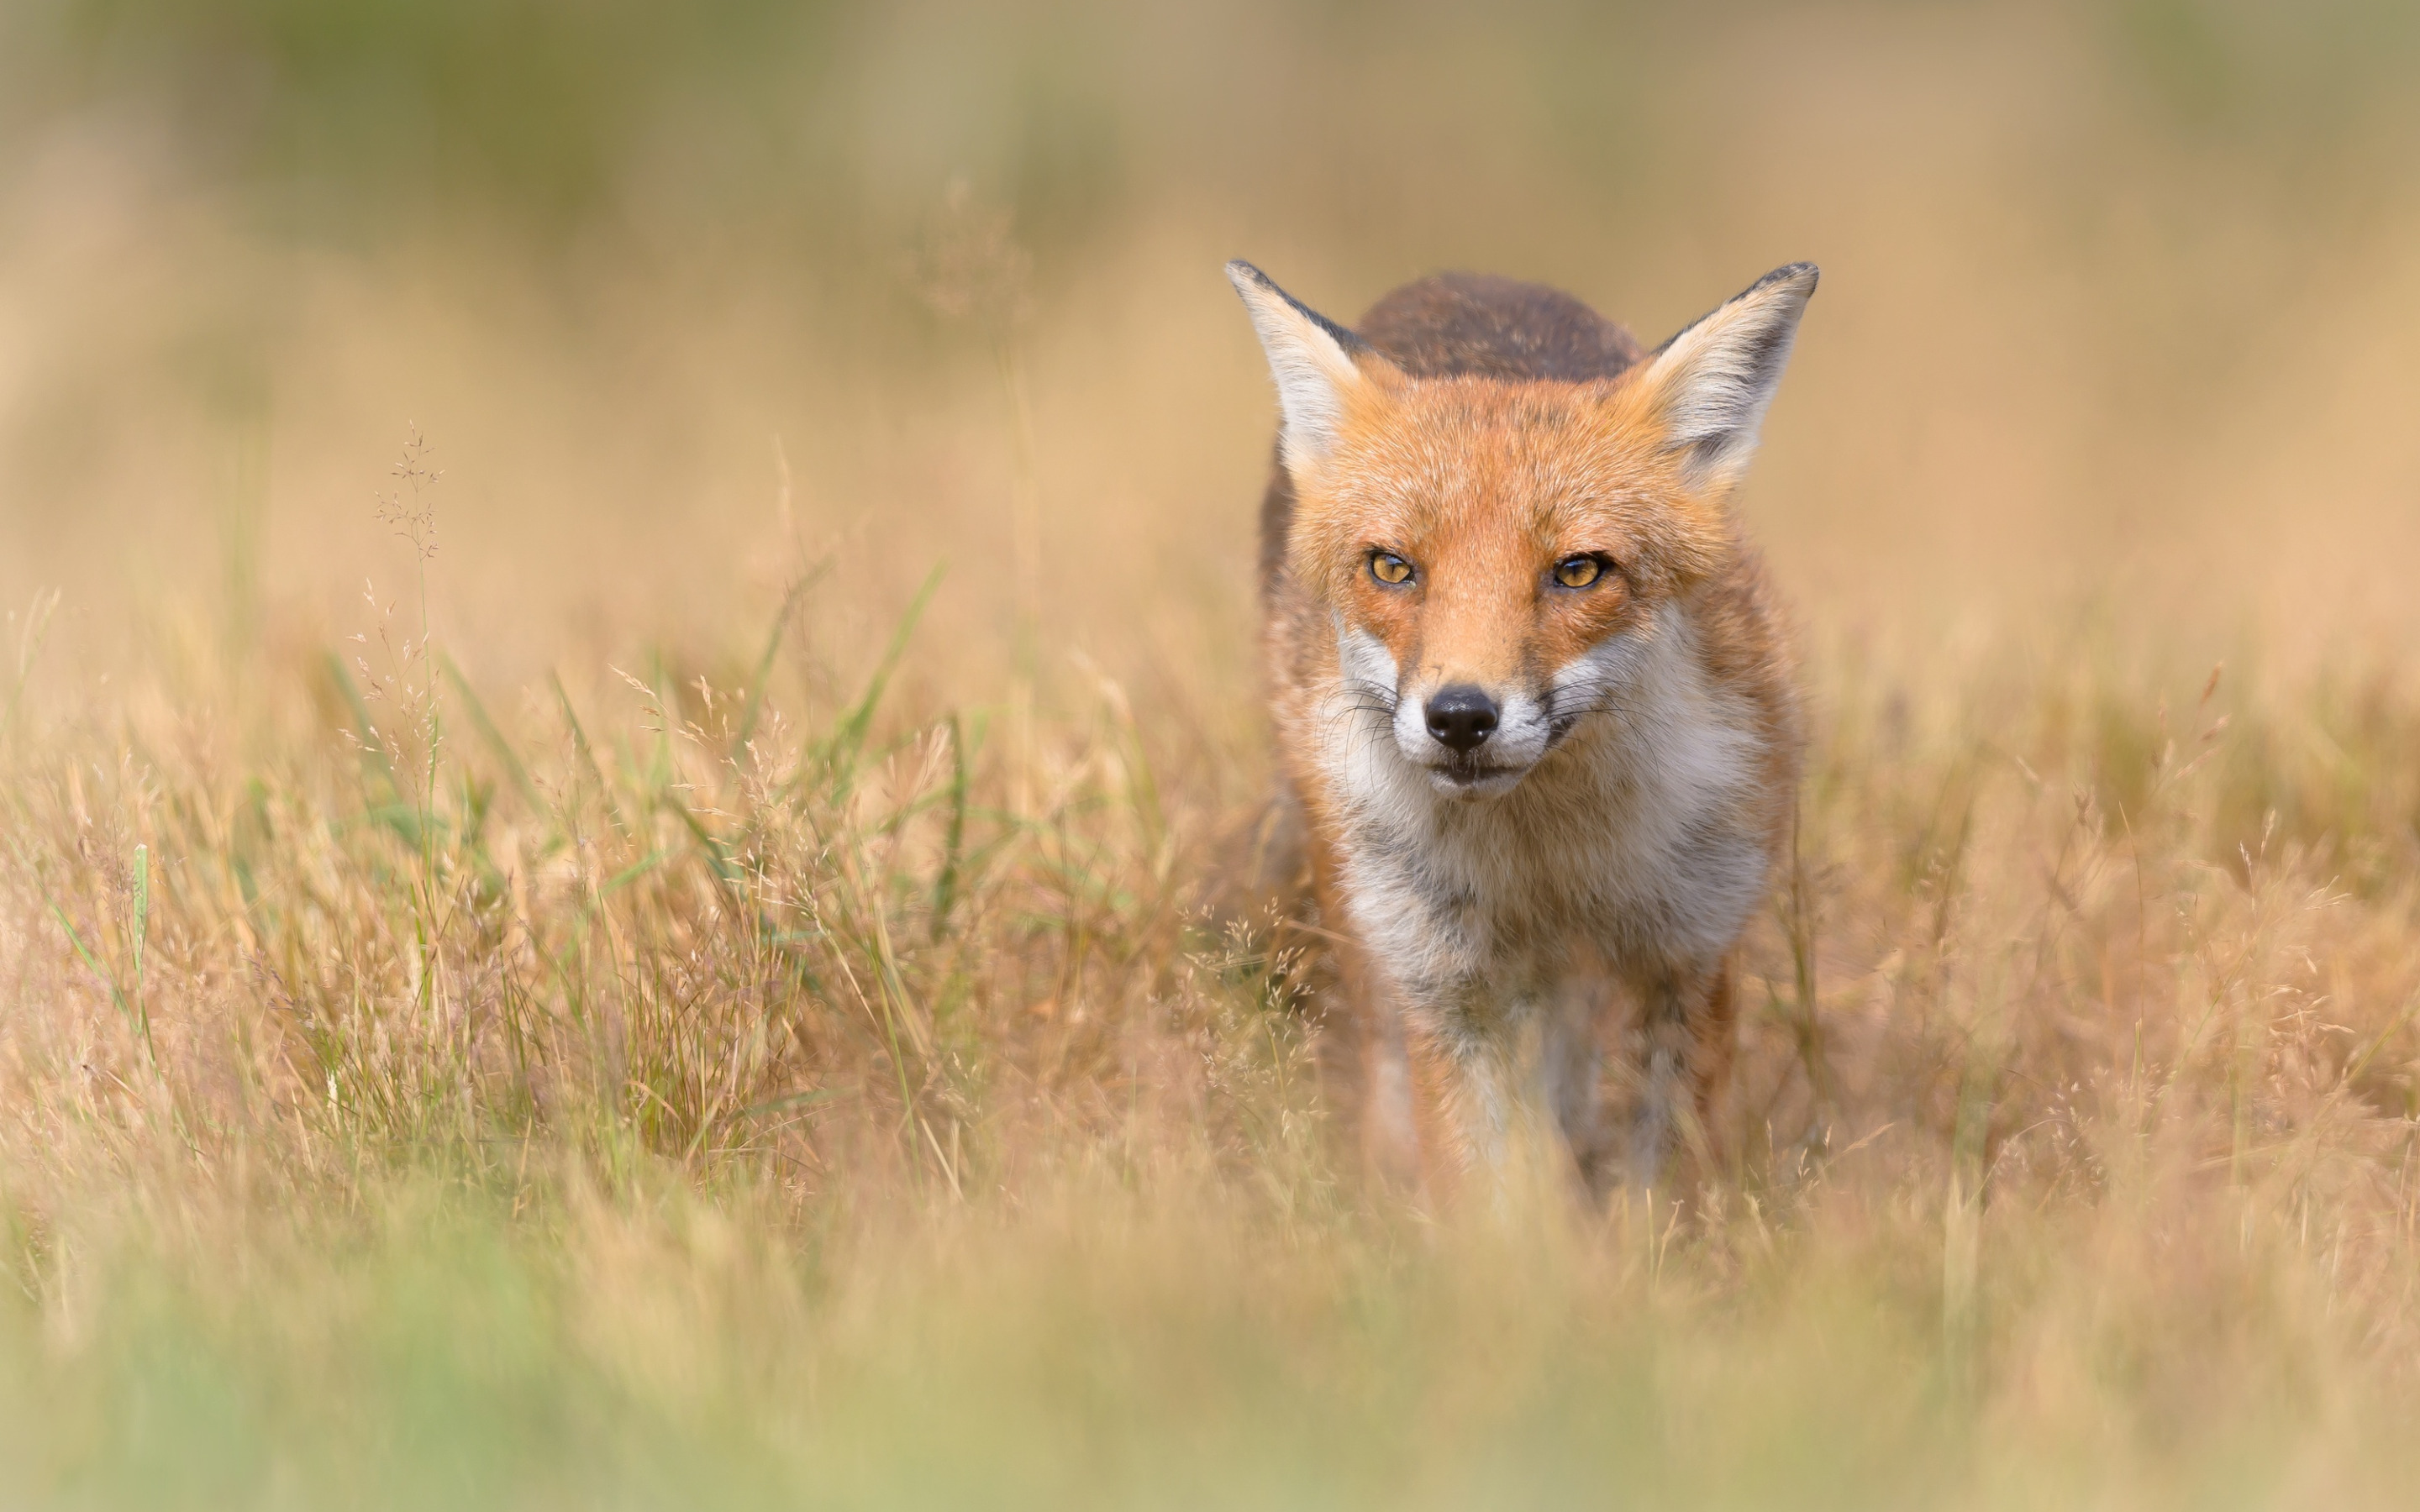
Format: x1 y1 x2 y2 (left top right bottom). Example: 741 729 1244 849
1353 975 1420 1190
1402 1021 1475 1205
1306 832 1421 1189
1542 971 1615 1196
1407 998 1618 1210
1628 958 1736 1193
1691 958 1739 1171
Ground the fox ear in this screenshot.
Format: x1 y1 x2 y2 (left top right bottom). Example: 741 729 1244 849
1226 260 1386 475
1630 263 1818 495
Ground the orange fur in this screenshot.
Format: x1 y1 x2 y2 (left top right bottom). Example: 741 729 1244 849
1230 262 1814 1200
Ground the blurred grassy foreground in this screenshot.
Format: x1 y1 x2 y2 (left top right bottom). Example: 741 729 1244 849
5 1 2420 1506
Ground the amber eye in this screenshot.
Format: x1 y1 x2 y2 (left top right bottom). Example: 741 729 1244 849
1554 554 1606 589
1369 551 1415 586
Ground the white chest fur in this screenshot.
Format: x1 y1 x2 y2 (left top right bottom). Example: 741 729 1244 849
1314 608 1772 1038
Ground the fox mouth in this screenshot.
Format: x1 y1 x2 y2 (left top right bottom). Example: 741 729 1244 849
1438 762 1517 785
1426 757 1531 795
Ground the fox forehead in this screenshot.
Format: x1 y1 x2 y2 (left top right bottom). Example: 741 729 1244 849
1290 375 1729 600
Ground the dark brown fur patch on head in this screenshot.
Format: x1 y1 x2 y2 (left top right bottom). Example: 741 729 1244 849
1356 273 1646 382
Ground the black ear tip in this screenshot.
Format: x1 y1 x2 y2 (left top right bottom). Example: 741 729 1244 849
1226 260 1273 291
1717 262 1818 313
1764 261 1819 294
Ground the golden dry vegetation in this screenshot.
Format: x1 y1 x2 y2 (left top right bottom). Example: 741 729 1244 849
4 2 2420 1505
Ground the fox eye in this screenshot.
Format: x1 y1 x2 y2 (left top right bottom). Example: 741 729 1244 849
1369 551 1415 586
1553 554 1609 590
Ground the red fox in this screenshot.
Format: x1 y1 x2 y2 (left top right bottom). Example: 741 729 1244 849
1228 260 1813 1199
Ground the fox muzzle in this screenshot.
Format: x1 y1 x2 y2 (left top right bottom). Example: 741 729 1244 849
1423 685 1500 753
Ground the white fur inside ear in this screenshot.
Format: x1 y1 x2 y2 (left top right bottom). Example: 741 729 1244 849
1227 261 1365 475
1639 264 1817 494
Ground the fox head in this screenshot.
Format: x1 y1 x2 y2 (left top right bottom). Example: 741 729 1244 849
1229 260 1815 797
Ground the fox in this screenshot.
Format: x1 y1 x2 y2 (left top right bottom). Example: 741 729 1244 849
1226 259 1815 1200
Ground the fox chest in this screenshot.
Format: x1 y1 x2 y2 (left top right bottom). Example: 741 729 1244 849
1324 729 1775 1025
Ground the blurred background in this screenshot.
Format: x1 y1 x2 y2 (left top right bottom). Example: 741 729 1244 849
3 0 2418 711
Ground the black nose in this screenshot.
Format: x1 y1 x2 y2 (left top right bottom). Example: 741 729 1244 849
1423 685 1499 753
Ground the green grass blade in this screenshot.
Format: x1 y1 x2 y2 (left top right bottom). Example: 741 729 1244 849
324 651 421 847
829 560 945 787
662 790 742 894
439 650 553 834
931 712 970 941
600 848 670 896
130 843 149 991
550 670 626 834
47 899 121 1012
41 882 152 1068
734 561 830 761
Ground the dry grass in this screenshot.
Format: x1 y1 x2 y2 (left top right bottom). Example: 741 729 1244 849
5 512 2418 1506
6 2 2420 1505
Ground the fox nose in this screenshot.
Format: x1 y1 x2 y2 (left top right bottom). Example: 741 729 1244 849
1423 685 1500 754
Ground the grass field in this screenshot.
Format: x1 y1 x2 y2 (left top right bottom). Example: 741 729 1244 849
6 3 2420 1506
